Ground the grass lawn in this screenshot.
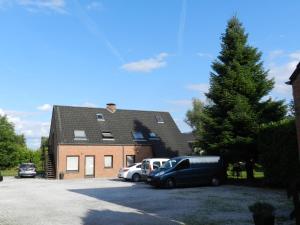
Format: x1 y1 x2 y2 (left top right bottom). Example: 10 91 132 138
227 164 264 179
1 168 18 176
1 168 44 176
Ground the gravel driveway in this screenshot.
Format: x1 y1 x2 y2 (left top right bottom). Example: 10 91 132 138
0 177 293 225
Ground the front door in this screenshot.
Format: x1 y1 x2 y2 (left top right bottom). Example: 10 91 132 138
85 156 95 177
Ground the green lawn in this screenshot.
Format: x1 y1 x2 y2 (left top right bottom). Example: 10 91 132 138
227 164 264 179
1 168 45 177
1 168 18 177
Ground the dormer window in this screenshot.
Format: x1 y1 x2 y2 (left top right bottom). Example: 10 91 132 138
155 115 164 124
96 113 105 121
102 131 114 141
74 130 87 141
132 131 146 141
149 132 160 140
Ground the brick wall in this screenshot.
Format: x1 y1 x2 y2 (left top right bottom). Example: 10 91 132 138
57 145 153 179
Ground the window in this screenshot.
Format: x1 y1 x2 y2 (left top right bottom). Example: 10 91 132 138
104 155 113 168
155 114 164 123
132 131 145 141
96 113 105 121
126 155 135 167
176 159 190 170
102 131 114 141
153 161 161 170
149 132 160 140
74 130 87 141
66 156 79 172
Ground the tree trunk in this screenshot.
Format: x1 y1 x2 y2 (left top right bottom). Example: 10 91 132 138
245 160 254 180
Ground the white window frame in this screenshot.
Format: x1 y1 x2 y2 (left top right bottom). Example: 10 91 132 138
66 156 79 172
104 155 113 168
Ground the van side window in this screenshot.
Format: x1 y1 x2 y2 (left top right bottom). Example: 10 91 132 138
153 161 161 170
176 159 190 170
144 161 150 169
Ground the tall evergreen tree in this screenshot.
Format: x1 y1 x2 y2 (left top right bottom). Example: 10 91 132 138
187 17 286 179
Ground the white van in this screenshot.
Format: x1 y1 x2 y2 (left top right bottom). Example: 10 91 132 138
141 158 169 177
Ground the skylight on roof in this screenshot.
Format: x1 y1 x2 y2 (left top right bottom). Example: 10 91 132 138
155 115 164 123
149 132 160 140
96 113 105 121
74 130 87 141
102 131 114 141
132 131 146 141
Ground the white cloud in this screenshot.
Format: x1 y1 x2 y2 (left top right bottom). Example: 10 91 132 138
0 108 50 149
37 104 52 112
0 0 66 13
197 52 213 59
268 50 284 60
268 50 300 99
186 83 209 93
121 52 169 73
86 1 103 11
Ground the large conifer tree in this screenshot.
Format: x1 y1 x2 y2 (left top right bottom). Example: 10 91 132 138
188 17 286 179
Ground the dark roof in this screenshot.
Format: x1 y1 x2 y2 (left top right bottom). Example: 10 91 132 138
51 105 191 157
287 62 300 85
182 132 196 143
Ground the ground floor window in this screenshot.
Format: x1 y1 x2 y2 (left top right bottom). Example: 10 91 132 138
104 155 113 168
126 155 135 167
66 156 79 172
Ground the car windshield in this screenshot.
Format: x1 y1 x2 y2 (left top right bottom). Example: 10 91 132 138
162 159 181 170
20 164 35 169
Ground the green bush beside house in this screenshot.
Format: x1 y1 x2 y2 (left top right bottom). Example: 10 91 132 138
258 119 300 186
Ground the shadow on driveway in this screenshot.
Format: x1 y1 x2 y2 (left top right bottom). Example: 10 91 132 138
69 183 185 225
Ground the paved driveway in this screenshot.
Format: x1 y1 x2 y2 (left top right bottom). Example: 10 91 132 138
0 177 293 225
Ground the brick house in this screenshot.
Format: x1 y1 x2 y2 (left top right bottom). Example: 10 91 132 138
287 62 300 160
46 103 191 179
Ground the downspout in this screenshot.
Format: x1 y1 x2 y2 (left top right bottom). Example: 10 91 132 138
122 146 125 167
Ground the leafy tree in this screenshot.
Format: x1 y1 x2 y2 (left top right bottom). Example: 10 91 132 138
0 115 27 169
187 17 286 179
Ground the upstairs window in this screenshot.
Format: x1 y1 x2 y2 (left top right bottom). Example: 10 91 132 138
102 131 115 141
96 113 105 121
155 115 164 124
132 131 145 141
74 130 87 141
149 132 160 140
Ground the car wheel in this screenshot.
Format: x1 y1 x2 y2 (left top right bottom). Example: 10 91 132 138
132 173 141 182
211 177 220 186
165 178 175 189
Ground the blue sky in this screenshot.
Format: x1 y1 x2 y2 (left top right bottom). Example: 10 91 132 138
0 0 299 149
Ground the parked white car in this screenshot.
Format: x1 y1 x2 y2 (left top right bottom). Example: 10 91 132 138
141 158 169 177
118 163 142 182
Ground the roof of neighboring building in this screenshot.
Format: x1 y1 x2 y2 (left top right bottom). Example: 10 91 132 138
287 62 300 84
50 105 191 157
182 132 196 143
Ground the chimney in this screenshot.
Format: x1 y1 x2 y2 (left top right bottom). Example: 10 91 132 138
106 103 116 113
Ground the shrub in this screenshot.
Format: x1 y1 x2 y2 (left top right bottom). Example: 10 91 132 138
249 202 275 216
258 119 300 186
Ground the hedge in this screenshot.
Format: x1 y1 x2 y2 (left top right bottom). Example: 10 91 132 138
258 119 300 187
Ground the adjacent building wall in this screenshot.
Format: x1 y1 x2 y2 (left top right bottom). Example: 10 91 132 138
292 74 300 160
57 145 153 179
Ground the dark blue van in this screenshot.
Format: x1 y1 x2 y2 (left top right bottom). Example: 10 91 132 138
147 156 224 188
